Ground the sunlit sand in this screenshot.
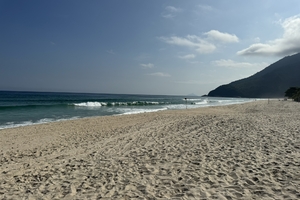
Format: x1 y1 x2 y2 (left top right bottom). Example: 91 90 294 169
0 100 300 199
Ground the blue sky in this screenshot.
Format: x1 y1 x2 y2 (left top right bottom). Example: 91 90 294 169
1 0 300 95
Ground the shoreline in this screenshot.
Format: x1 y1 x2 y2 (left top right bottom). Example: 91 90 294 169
1 100 299 199
0 99 256 130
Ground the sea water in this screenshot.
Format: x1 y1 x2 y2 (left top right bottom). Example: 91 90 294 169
0 91 254 129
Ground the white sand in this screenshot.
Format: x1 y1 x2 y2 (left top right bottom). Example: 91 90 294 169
0 100 300 199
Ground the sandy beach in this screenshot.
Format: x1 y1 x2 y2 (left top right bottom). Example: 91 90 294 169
0 100 300 199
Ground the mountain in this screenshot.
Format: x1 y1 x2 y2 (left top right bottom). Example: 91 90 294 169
208 53 300 98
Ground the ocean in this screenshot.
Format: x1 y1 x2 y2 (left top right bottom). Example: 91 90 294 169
0 91 254 129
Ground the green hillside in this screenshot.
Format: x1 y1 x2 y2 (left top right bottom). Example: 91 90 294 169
208 53 300 98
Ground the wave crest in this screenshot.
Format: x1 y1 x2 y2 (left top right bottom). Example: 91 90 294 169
74 102 103 107
73 101 161 107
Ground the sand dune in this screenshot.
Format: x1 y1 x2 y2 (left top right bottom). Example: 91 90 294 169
1 100 300 199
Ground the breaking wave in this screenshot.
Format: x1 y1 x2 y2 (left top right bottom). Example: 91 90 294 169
73 101 162 107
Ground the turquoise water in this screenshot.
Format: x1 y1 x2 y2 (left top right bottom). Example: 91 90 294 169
0 91 254 129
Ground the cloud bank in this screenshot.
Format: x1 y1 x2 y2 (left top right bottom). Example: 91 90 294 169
237 15 300 57
160 30 239 54
159 35 216 54
205 30 239 43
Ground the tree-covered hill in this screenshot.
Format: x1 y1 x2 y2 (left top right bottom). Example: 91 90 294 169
208 53 300 98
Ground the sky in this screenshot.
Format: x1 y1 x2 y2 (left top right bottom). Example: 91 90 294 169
1 0 300 95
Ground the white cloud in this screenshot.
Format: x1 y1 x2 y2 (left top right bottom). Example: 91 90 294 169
237 15 300 57
165 6 182 13
140 63 154 69
148 72 171 77
212 59 268 69
178 54 196 59
204 30 239 43
162 6 182 19
159 30 239 54
159 35 216 54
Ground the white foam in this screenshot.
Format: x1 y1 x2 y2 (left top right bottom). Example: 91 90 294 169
120 107 167 115
0 120 35 129
37 118 55 123
73 101 161 107
0 117 80 130
186 98 203 101
195 100 209 105
117 102 128 106
74 102 102 107
148 101 159 105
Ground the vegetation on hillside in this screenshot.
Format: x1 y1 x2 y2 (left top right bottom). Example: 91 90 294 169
208 52 300 98
285 87 300 102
